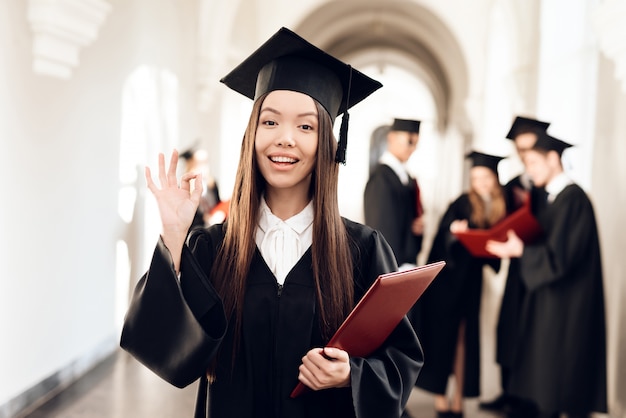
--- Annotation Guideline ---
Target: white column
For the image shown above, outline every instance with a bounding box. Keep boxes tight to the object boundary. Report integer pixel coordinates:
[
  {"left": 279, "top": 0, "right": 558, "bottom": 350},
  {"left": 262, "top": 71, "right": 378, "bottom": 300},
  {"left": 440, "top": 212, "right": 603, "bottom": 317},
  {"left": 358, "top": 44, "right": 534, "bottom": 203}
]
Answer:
[
  {"left": 593, "top": 0, "right": 626, "bottom": 93},
  {"left": 535, "top": 0, "right": 599, "bottom": 191}
]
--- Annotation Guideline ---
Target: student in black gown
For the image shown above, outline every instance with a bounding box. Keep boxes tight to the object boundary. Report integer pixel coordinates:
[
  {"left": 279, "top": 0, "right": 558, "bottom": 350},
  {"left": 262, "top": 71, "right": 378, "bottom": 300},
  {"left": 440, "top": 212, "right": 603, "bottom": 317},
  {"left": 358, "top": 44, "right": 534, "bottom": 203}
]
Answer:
[
  {"left": 414, "top": 151, "right": 507, "bottom": 418},
  {"left": 364, "top": 118, "right": 424, "bottom": 269},
  {"left": 480, "top": 116, "right": 551, "bottom": 417},
  {"left": 179, "top": 146, "right": 222, "bottom": 230},
  {"left": 120, "top": 27, "right": 423, "bottom": 418},
  {"left": 486, "top": 132, "right": 607, "bottom": 418}
]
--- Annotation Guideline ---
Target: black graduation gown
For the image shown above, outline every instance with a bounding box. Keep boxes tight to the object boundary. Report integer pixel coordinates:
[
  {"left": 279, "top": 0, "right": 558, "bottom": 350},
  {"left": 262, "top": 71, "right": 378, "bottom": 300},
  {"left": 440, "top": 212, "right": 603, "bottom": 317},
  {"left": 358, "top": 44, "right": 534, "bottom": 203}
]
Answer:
[
  {"left": 509, "top": 184, "right": 607, "bottom": 414},
  {"left": 364, "top": 164, "right": 422, "bottom": 265},
  {"left": 412, "top": 194, "right": 499, "bottom": 397},
  {"left": 496, "top": 176, "right": 546, "bottom": 373},
  {"left": 121, "top": 218, "right": 424, "bottom": 418},
  {"left": 190, "top": 185, "right": 221, "bottom": 231}
]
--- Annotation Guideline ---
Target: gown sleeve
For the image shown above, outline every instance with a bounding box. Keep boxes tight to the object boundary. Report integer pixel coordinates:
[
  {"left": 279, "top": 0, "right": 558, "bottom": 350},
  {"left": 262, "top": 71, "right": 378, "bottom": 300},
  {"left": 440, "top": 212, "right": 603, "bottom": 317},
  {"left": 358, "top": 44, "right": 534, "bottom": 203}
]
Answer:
[
  {"left": 346, "top": 224, "right": 425, "bottom": 418},
  {"left": 120, "top": 230, "right": 228, "bottom": 388},
  {"left": 427, "top": 196, "right": 466, "bottom": 266},
  {"left": 520, "top": 186, "right": 598, "bottom": 291}
]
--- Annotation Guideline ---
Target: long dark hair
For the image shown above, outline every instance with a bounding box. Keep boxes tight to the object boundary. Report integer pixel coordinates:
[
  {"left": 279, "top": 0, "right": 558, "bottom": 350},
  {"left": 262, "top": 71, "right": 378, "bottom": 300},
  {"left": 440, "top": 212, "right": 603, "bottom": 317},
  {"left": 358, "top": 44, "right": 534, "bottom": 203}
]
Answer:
[
  {"left": 207, "top": 93, "right": 354, "bottom": 378},
  {"left": 468, "top": 179, "right": 506, "bottom": 228}
]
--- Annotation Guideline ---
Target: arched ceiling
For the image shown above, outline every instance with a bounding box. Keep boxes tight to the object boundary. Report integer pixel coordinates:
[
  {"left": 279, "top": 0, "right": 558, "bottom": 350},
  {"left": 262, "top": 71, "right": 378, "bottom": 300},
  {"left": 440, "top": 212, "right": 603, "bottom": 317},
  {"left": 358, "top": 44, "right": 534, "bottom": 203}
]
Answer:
[{"left": 293, "top": 1, "right": 469, "bottom": 132}]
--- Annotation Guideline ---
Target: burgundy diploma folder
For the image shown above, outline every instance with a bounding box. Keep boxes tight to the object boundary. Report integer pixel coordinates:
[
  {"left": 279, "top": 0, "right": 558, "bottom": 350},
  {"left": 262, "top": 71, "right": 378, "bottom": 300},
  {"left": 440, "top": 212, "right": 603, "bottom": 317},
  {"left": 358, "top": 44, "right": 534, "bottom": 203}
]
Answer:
[
  {"left": 290, "top": 260, "right": 446, "bottom": 398},
  {"left": 453, "top": 198, "right": 543, "bottom": 258}
]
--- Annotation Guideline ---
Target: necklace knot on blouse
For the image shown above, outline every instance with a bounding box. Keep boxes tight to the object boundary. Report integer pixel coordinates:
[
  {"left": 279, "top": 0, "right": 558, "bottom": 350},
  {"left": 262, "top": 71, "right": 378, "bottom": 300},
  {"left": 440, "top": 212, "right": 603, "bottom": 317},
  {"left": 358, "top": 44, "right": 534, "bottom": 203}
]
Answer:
[{"left": 256, "top": 198, "right": 314, "bottom": 285}]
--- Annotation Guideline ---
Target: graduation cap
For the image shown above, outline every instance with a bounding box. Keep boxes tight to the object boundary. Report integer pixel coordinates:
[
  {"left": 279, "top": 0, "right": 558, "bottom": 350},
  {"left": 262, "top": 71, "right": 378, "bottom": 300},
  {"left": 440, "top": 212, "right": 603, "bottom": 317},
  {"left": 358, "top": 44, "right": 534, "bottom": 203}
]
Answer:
[
  {"left": 466, "top": 151, "right": 505, "bottom": 174},
  {"left": 179, "top": 138, "right": 203, "bottom": 161},
  {"left": 506, "top": 116, "right": 551, "bottom": 139},
  {"left": 179, "top": 147, "right": 196, "bottom": 161},
  {"left": 531, "top": 131, "right": 573, "bottom": 156},
  {"left": 391, "top": 118, "right": 421, "bottom": 133},
  {"left": 220, "top": 27, "right": 383, "bottom": 164}
]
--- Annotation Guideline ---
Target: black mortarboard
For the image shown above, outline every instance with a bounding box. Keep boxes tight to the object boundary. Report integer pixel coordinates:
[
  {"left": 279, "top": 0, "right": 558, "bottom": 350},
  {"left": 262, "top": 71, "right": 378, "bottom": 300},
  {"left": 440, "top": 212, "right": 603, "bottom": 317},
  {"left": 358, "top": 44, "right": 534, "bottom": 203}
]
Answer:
[
  {"left": 531, "top": 131, "right": 573, "bottom": 155},
  {"left": 220, "top": 27, "right": 383, "bottom": 164},
  {"left": 466, "top": 151, "right": 505, "bottom": 174},
  {"left": 179, "top": 147, "right": 195, "bottom": 161},
  {"left": 180, "top": 138, "right": 202, "bottom": 160},
  {"left": 391, "top": 118, "right": 421, "bottom": 133},
  {"left": 505, "top": 116, "right": 551, "bottom": 139}
]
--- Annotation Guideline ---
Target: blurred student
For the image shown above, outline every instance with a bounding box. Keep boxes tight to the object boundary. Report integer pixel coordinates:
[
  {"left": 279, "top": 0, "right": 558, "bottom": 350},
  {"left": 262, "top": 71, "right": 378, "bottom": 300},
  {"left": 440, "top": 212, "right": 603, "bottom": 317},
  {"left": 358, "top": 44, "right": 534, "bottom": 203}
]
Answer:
[
  {"left": 480, "top": 116, "right": 550, "bottom": 416},
  {"left": 486, "top": 132, "right": 607, "bottom": 418},
  {"left": 414, "top": 151, "right": 507, "bottom": 418},
  {"left": 180, "top": 146, "right": 222, "bottom": 229},
  {"left": 364, "top": 118, "right": 424, "bottom": 269}
]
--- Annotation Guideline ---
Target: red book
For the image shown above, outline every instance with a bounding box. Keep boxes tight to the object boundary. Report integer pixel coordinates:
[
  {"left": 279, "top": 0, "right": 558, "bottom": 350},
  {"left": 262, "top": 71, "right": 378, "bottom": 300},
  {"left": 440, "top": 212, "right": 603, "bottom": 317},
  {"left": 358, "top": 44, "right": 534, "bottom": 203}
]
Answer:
[
  {"left": 453, "top": 198, "right": 543, "bottom": 258},
  {"left": 290, "top": 261, "right": 446, "bottom": 398}
]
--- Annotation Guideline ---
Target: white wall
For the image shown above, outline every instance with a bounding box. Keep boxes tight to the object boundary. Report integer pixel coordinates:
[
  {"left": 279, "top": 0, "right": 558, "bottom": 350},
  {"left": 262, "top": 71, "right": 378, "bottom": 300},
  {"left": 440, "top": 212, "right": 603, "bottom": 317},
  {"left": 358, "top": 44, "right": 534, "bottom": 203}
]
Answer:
[
  {"left": 0, "top": 0, "right": 202, "bottom": 411},
  {"left": 535, "top": 0, "right": 599, "bottom": 191},
  {"left": 593, "top": 52, "right": 626, "bottom": 417}
]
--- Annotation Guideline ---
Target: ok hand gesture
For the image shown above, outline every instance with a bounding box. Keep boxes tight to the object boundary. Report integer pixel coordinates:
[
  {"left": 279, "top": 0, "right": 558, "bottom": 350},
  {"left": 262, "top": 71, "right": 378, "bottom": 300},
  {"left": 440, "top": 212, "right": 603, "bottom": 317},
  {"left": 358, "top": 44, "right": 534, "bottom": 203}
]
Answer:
[{"left": 145, "top": 150, "right": 203, "bottom": 271}]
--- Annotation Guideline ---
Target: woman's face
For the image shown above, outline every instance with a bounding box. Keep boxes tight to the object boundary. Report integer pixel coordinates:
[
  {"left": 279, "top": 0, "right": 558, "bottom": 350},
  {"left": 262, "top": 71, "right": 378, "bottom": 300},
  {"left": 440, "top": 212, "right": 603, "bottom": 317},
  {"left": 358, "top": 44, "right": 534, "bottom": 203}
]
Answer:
[
  {"left": 255, "top": 90, "right": 319, "bottom": 196},
  {"left": 470, "top": 166, "right": 498, "bottom": 199}
]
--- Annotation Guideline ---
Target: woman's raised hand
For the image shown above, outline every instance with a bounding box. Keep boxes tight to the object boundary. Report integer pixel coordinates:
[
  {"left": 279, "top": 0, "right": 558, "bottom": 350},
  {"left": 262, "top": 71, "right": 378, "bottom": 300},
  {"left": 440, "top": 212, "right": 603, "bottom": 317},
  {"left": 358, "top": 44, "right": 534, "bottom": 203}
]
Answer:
[{"left": 145, "top": 150, "right": 203, "bottom": 270}]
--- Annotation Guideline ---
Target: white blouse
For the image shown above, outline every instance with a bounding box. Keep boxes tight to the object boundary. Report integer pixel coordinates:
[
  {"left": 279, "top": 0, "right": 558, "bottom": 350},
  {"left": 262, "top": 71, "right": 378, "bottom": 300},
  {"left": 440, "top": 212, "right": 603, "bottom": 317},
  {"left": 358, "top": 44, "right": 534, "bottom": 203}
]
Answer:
[{"left": 255, "top": 198, "right": 314, "bottom": 285}]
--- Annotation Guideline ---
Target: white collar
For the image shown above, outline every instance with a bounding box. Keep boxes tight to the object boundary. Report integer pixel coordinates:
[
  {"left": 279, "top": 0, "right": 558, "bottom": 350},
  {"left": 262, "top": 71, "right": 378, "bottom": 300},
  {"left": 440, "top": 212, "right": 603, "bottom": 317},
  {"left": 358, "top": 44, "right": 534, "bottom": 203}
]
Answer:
[
  {"left": 258, "top": 197, "right": 314, "bottom": 235},
  {"left": 546, "top": 172, "right": 573, "bottom": 202},
  {"left": 256, "top": 197, "right": 314, "bottom": 284},
  {"left": 379, "top": 151, "right": 410, "bottom": 185}
]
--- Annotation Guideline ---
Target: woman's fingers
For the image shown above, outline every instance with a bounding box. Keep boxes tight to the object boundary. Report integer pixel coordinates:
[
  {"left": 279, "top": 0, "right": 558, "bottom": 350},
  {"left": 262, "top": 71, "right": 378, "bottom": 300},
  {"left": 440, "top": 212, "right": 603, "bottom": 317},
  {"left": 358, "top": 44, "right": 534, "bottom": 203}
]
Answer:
[
  {"left": 191, "top": 173, "right": 203, "bottom": 200},
  {"left": 157, "top": 152, "right": 168, "bottom": 187},
  {"left": 166, "top": 150, "right": 179, "bottom": 187},
  {"left": 298, "top": 348, "right": 350, "bottom": 390},
  {"left": 180, "top": 172, "right": 203, "bottom": 197},
  {"left": 151, "top": 150, "right": 181, "bottom": 190},
  {"left": 145, "top": 166, "right": 157, "bottom": 193},
  {"left": 323, "top": 347, "right": 349, "bottom": 362},
  {"left": 146, "top": 150, "right": 202, "bottom": 197}
]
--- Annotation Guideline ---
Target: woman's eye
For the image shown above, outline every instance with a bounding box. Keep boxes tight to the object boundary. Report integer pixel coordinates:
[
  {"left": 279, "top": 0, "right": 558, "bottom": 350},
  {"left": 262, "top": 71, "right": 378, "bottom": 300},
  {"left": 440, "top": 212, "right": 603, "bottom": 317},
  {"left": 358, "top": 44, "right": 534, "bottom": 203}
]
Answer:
[
  {"left": 262, "top": 120, "right": 277, "bottom": 126},
  {"left": 300, "top": 124, "right": 313, "bottom": 131}
]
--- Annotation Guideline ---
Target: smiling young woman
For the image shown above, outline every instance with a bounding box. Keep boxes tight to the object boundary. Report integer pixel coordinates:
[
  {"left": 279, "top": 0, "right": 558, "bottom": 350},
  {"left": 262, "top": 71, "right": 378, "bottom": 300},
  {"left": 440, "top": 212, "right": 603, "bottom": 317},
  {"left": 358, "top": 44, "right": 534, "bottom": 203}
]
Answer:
[{"left": 121, "top": 27, "right": 424, "bottom": 418}]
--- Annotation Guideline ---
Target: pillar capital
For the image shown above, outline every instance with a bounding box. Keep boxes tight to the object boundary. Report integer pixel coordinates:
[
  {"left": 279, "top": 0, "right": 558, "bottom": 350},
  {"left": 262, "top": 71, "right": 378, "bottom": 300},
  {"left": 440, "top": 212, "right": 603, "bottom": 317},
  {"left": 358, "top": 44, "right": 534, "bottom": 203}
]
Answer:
[{"left": 27, "top": 0, "right": 111, "bottom": 79}]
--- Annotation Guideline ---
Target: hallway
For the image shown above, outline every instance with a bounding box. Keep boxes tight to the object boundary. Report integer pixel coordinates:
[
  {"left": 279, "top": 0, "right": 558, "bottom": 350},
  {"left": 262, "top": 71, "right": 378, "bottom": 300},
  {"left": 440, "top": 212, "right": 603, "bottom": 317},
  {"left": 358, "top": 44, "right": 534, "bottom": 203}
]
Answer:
[
  {"left": 3, "top": 1, "right": 626, "bottom": 417},
  {"left": 18, "top": 350, "right": 505, "bottom": 418}
]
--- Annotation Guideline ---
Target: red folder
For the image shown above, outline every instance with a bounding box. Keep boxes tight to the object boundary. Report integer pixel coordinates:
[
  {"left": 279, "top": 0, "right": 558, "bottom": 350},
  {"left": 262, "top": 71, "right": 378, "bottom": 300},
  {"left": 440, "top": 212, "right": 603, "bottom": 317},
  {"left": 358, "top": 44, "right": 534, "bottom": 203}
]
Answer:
[
  {"left": 453, "top": 198, "right": 543, "bottom": 258},
  {"left": 290, "top": 261, "right": 446, "bottom": 398}
]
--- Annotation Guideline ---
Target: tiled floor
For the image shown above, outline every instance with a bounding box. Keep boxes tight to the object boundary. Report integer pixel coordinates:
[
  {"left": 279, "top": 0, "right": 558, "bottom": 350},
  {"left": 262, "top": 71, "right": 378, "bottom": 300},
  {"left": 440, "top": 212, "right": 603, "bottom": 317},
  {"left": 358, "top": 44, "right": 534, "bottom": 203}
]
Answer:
[
  {"left": 17, "top": 349, "right": 506, "bottom": 418},
  {"left": 19, "top": 352, "right": 197, "bottom": 418}
]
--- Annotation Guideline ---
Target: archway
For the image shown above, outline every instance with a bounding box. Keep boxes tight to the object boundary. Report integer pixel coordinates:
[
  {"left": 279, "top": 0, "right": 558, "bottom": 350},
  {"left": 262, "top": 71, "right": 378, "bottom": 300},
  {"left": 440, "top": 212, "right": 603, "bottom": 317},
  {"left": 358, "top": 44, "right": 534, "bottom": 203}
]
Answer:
[{"left": 291, "top": 3, "right": 471, "bottom": 244}]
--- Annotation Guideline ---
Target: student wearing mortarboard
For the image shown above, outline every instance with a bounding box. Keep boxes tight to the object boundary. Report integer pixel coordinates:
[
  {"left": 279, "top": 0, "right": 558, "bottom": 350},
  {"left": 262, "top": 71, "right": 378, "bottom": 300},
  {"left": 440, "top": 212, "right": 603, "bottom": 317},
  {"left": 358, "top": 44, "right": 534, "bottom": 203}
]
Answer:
[
  {"left": 486, "top": 132, "right": 607, "bottom": 418},
  {"left": 179, "top": 145, "right": 223, "bottom": 230},
  {"left": 120, "top": 27, "right": 423, "bottom": 418},
  {"left": 502, "top": 116, "right": 551, "bottom": 211},
  {"left": 412, "top": 151, "right": 507, "bottom": 418},
  {"left": 364, "top": 118, "right": 424, "bottom": 269},
  {"left": 479, "top": 116, "right": 551, "bottom": 416}
]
